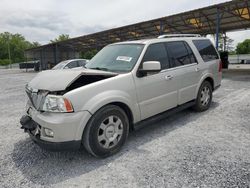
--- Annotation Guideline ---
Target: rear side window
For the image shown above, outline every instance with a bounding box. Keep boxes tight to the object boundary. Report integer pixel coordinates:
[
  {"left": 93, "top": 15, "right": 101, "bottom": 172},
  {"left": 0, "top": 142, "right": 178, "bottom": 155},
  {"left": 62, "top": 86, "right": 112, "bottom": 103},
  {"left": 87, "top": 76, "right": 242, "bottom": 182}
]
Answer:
[
  {"left": 78, "top": 60, "right": 86, "bottom": 66},
  {"left": 193, "top": 39, "right": 219, "bottom": 62},
  {"left": 66, "top": 61, "right": 78, "bottom": 68},
  {"left": 165, "top": 41, "right": 194, "bottom": 67},
  {"left": 184, "top": 42, "right": 197, "bottom": 64},
  {"left": 143, "top": 43, "right": 170, "bottom": 70}
]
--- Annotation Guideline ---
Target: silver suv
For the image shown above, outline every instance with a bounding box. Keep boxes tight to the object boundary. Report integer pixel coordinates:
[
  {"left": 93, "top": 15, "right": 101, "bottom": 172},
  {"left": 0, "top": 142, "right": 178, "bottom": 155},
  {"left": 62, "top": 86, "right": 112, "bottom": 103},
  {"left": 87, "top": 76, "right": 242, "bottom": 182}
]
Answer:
[{"left": 20, "top": 34, "right": 222, "bottom": 157}]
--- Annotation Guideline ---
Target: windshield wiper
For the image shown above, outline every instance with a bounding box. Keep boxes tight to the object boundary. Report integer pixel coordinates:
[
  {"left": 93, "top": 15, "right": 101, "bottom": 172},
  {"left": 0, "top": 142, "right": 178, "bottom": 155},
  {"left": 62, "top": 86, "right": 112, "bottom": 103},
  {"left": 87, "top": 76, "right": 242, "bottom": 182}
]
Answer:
[{"left": 89, "top": 67, "right": 109, "bottom": 71}]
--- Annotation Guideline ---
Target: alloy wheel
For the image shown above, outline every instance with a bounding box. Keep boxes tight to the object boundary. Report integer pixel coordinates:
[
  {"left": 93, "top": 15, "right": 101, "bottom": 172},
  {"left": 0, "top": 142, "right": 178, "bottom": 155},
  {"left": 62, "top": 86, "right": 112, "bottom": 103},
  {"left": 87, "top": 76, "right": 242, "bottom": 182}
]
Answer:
[
  {"left": 97, "top": 115, "right": 123, "bottom": 149},
  {"left": 200, "top": 86, "right": 211, "bottom": 106}
]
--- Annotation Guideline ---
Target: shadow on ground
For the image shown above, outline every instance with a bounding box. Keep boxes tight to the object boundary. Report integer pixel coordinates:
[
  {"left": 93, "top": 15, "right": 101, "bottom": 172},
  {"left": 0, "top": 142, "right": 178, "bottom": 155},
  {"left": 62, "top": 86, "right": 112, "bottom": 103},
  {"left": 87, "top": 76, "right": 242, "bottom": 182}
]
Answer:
[{"left": 12, "top": 102, "right": 219, "bottom": 186}]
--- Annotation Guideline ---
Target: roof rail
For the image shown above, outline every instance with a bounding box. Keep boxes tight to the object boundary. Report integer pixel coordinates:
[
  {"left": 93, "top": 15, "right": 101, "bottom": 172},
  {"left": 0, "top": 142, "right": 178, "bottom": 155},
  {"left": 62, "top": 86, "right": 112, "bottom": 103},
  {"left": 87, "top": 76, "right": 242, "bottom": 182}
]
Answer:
[{"left": 157, "top": 34, "right": 201, "bottom": 39}]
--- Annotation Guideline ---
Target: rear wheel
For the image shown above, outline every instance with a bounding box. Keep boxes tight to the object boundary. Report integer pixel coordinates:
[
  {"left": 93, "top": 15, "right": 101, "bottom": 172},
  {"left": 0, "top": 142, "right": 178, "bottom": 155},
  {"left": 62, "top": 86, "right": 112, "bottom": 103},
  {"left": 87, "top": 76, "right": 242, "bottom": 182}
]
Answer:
[
  {"left": 83, "top": 105, "right": 129, "bottom": 158},
  {"left": 193, "top": 81, "right": 212, "bottom": 112}
]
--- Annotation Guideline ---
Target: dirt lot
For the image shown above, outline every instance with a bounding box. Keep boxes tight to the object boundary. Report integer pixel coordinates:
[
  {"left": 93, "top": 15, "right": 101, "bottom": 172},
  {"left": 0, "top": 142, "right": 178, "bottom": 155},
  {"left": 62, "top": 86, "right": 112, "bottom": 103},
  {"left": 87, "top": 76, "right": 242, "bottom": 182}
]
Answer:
[{"left": 0, "top": 69, "right": 249, "bottom": 188}]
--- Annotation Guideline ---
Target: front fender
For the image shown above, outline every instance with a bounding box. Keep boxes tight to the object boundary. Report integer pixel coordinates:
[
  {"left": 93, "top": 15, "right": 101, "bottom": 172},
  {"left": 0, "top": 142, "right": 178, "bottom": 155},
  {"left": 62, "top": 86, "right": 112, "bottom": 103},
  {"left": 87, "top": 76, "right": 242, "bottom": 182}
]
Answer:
[{"left": 81, "top": 90, "right": 141, "bottom": 123}]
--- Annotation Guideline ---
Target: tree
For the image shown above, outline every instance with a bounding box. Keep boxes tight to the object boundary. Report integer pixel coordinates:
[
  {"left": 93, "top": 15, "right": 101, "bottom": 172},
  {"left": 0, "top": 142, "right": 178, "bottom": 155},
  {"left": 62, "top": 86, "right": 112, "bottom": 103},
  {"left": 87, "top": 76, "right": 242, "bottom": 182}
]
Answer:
[
  {"left": 236, "top": 39, "right": 250, "bottom": 54},
  {"left": 218, "top": 33, "right": 234, "bottom": 52},
  {"left": 80, "top": 49, "right": 98, "bottom": 59},
  {"left": 30, "top": 42, "right": 41, "bottom": 48},
  {"left": 50, "top": 34, "right": 70, "bottom": 43},
  {"left": 0, "top": 32, "right": 40, "bottom": 65}
]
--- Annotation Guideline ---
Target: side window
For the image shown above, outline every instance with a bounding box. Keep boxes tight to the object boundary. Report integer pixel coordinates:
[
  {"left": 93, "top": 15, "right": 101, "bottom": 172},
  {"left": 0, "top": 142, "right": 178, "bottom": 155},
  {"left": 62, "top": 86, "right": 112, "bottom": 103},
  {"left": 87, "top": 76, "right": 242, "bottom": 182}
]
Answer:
[
  {"left": 165, "top": 41, "right": 191, "bottom": 67},
  {"left": 66, "top": 61, "right": 78, "bottom": 68},
  {"left": 142, "top": 43, "right": 170, "bottom": 70},
  {"left": 78, "top": 60, "right": 85, "bottom": 66},
  {"left": 192, "top": 39, "right": 219, "bottom": 62},
  {"left": 184, "top": 42, "right": 197, "bottom": 64}
]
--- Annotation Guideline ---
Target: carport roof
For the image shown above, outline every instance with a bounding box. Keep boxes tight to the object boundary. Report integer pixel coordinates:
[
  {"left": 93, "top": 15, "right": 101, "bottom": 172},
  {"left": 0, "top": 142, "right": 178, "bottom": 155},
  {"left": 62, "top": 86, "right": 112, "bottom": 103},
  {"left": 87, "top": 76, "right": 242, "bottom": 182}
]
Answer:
[{"left": 26, "top": 0, "right": 250, "bottom": 52}]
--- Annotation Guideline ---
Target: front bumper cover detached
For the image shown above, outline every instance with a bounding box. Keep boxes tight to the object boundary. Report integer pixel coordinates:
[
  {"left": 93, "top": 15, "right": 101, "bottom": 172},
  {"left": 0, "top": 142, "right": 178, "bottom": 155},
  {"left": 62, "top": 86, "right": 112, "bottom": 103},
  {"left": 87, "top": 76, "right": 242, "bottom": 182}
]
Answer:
[
  {"left": 20, "top": 115, "right": 37, "bottom": 131},
  {"left": 20, "top": 115, "right": 81, "bottom": 151}
]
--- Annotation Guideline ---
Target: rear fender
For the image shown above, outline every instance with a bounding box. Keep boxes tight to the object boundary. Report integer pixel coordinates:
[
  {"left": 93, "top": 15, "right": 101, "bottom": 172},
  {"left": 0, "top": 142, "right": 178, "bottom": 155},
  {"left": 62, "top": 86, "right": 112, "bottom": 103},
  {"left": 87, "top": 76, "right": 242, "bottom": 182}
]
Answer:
[{"left": 195, "top": 73, "right": 214, "bottom": 97}]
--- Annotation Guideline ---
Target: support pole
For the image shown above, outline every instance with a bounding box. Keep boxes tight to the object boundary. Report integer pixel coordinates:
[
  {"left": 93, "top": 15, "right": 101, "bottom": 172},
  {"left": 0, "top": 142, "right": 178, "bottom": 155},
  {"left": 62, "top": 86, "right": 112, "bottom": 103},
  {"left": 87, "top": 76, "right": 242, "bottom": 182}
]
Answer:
[
  {"left": 7, "top": 41, "right": 11, "bottom": 69},
  {"left": 160, "top": 20, "right": 164, "bottom": 35},
  {"left": 54, "top": 44, "right": 58, "bottom": 65},
  {"left": 223, "top": 32, "right": 226, "bottom": 51},
  {"left": 39, "top": 50, "right": 42, "bottom": 71},
  {"left": 216, "top": 8, "right": 221, "bottom": 50}
]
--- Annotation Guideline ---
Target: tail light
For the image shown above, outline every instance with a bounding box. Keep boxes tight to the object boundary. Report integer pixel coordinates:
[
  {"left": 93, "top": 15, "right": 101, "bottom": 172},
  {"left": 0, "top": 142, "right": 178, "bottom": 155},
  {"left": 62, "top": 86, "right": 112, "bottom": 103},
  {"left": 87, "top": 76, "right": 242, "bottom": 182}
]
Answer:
[{"left": 219, "top": 60, "right": 222, "bottom": 72}]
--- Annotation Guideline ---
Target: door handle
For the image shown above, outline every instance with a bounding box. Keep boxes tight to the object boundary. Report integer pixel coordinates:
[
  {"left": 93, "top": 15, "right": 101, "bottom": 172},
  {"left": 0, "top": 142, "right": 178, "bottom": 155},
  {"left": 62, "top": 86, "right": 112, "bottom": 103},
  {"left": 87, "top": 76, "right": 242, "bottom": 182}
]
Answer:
[
  {"left": 165, "top": 75, "right": 173, "bottom": 80},
  {"left": 195, "top": 67, "right": 200, "bottom": 72}
]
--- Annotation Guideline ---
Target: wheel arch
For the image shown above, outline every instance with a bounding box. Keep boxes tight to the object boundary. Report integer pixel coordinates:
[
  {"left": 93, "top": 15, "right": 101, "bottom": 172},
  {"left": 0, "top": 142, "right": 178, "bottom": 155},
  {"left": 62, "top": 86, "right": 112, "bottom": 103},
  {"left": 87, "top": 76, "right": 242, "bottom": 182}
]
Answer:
[
  {"left": 204, "top": 77, "right": 214, "bottom": 91},
  {"left": 108, "top": 102, "right": 134, "bottom": 131},
  {"left": 85, "top": 101, "right": 135, "bottom": 132},
  {"left": 195, "top": 74, "right": 215, "bottom": 97}
]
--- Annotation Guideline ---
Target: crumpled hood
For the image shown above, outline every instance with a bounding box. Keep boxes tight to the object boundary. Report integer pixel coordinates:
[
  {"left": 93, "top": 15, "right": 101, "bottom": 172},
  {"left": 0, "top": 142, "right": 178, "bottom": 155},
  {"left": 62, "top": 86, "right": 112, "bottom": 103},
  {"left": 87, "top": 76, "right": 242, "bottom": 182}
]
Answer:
[{"left": 28, "top": 68, "right": 118, "bottom": 91}]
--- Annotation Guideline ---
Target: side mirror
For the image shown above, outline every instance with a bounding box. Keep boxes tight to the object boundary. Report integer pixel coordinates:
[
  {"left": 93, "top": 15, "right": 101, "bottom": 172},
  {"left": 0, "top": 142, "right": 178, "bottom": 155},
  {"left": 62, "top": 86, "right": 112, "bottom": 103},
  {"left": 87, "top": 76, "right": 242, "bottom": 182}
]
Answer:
[{"left": 138, "top": 61, "right": 161, "bottom": 77}]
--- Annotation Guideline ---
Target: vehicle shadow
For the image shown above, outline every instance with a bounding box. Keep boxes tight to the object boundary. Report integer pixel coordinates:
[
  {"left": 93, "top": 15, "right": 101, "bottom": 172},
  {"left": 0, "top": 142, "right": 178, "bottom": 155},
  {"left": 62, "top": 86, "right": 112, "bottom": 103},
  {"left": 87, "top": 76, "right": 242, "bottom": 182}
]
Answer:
[{"left": 12, "top": 102, "right": 219, "bottom": 186}]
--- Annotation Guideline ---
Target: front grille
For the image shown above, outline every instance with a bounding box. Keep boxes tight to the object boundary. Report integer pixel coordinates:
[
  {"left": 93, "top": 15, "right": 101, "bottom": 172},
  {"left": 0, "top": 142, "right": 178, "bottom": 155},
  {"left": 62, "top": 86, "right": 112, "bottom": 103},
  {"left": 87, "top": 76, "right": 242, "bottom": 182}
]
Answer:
[{"left": 25, "top": 85, "right": 48, "bottom": 110}]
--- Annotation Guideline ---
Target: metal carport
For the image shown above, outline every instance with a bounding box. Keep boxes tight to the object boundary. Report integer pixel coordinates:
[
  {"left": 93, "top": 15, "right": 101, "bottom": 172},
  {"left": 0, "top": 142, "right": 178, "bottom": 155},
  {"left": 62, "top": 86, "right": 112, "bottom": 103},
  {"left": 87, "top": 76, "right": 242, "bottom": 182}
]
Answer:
[{"left": 25, "top": 0, "right": 250, "bottom": 69}]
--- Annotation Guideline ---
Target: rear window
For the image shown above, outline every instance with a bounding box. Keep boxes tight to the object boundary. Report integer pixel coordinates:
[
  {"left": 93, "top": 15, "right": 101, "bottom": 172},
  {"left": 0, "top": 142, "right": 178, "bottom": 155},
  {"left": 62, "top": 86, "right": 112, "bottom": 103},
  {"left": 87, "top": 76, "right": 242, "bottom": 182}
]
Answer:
[{"left": 193, "top": 40, "right": 219, "bottom": 62}]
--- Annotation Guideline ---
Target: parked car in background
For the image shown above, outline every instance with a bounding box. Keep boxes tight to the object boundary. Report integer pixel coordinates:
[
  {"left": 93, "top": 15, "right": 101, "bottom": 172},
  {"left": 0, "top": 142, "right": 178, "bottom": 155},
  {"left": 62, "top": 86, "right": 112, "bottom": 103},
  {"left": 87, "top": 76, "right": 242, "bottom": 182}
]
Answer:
[
  {"left": 52, "top": 59, "right": 89, "bottom": 70},
  {"left": 20, "top": 34, "right": 222, "bottom": 158},
  {"left": 19, "top": 60, "right": 40, "bottom": 71}
]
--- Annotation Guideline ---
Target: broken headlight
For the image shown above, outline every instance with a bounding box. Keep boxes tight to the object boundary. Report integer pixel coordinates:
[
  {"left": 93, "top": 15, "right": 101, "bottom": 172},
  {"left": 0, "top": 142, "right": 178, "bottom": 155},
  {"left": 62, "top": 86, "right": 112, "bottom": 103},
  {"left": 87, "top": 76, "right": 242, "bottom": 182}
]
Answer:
[{"left": 42, "top": 95, "right": 73, "bottom": 113}]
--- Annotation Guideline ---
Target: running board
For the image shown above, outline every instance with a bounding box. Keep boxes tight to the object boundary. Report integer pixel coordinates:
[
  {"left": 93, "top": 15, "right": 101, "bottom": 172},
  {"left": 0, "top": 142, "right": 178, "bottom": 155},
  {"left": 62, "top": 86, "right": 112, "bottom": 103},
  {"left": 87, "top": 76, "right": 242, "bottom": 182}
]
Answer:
[{"left": 133, "top": 100, "right": 195, "bottom": 130}]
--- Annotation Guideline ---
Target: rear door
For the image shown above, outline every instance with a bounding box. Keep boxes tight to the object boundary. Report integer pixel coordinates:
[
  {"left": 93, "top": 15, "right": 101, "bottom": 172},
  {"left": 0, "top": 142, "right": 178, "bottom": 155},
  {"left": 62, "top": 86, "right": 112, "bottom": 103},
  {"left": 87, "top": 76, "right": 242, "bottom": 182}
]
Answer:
[{"left": 165, "top": 41, "right": 202, "bottom": 104}]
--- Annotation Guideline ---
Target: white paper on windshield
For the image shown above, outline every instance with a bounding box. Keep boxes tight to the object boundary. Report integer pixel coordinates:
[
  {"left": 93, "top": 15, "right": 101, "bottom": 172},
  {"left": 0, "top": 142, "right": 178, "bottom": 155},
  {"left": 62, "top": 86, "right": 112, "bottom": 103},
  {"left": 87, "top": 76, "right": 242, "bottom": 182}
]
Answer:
[{"left": 116, "top": 56, "right": 133, "bottom": 62}]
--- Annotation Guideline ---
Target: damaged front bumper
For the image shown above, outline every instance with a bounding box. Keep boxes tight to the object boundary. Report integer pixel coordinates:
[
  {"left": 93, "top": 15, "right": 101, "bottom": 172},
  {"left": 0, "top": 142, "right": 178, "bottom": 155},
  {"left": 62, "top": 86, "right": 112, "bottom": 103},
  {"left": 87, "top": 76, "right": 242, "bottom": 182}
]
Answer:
[
  {"left": 20, "top": 106, "right": 92, "bottom": 151},
  {"left": 20, "top": 115, "right": 81, "bottom": 151}
]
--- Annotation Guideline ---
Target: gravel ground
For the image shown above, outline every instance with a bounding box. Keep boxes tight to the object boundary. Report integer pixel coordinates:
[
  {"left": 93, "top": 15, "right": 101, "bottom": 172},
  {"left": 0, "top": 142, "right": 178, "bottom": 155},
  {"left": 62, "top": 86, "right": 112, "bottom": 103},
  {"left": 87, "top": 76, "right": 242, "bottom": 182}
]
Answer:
[{"left": 0, "top": 69, "right": 249, "bottom": 188}]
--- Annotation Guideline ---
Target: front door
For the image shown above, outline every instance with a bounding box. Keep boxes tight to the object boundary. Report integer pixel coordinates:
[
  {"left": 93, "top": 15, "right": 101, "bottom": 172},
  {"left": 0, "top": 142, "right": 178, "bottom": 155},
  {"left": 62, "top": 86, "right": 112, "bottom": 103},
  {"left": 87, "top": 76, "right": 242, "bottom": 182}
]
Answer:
[{"left": 133, "top": 43, "right": 179, "bottom": 120}]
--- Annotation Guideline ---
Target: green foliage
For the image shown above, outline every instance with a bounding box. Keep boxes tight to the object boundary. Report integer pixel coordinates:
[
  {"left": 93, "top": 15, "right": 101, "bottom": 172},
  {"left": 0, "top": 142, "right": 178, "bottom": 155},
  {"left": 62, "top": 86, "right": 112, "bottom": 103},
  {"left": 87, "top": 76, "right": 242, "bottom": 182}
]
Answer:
[
  {"left": 236, "top": 39, "right": 250, "bottom": 54},
  {"left": 0, "top": 59, "right": 11, "bottom": 66},
  {"left": 50, "top": 34, "right": 70, "bottom": 43},
  {"left": 80, "top": 49, "right": 98, "bottom": 59},
  {"left": 0, "top": 32, "right": 40, "bottom": 64},
  {"left": 217, "top": 33, "right": 234, "bottom": 52},
  {"left": 30, "top": 42, "right": 41, "bottom": 48}
]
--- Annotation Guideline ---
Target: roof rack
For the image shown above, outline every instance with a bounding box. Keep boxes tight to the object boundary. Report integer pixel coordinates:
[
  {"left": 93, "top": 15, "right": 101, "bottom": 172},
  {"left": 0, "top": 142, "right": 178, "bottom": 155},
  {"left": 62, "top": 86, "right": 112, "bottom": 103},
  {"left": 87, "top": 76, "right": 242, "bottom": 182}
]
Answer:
[{"left": 157, "top": 34, "right": 201, "bottom": 39}]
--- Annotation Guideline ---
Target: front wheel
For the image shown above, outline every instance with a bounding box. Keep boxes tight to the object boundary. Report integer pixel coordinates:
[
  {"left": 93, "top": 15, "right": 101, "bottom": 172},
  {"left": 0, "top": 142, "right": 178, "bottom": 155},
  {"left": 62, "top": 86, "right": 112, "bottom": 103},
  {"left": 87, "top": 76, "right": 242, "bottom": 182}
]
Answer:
[
  {"left": 82, "top": 105, "right": 129, "bottom": 158},
  {"left": 193, "top": 81, "right": 213, "bottom": 112}
]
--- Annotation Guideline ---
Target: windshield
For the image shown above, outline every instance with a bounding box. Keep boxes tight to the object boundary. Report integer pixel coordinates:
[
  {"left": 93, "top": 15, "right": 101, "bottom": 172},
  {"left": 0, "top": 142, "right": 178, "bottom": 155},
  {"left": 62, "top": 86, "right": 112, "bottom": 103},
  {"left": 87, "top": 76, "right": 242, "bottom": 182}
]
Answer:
[
  {"left": 85, "top": 44, "right": 144, "bottom": 72},
  {"left": 52, "top": 60, "right": 69, "bottom": 70}
]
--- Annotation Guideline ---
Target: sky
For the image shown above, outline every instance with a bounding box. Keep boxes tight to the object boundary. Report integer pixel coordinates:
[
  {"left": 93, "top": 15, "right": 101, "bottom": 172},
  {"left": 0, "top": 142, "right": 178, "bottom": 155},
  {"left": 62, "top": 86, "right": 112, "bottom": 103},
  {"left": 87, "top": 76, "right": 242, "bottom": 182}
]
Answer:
[{"left": 0, "top": 0, "right": 249, "bottom": 47}]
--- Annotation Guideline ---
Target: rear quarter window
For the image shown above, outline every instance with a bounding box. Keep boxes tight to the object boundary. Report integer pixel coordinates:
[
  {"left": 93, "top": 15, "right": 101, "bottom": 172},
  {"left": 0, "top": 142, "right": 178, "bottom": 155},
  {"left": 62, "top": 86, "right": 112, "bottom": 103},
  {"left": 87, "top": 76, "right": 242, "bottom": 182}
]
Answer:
[{"left": 193, "top": 39, "right": 219, "bottom": 62}]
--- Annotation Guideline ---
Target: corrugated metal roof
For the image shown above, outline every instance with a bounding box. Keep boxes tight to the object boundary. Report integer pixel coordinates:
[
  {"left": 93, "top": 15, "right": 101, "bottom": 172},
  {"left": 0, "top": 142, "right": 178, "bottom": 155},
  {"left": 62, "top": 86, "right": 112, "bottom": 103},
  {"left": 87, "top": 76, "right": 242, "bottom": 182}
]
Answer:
[{"left": 27, "top": 0, "right": 250, "bottom": 52}]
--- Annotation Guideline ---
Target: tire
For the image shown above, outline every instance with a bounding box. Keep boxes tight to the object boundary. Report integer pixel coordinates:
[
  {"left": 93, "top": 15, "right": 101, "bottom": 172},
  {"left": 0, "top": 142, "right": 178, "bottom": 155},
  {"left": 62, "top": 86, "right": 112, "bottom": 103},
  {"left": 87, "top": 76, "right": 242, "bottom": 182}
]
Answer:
[
  {"left": 193, "top": 81, "right": 213, "bottom": 112},
  {"left": 83, "top": 105, "right": 129, "bottom": 158}
]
